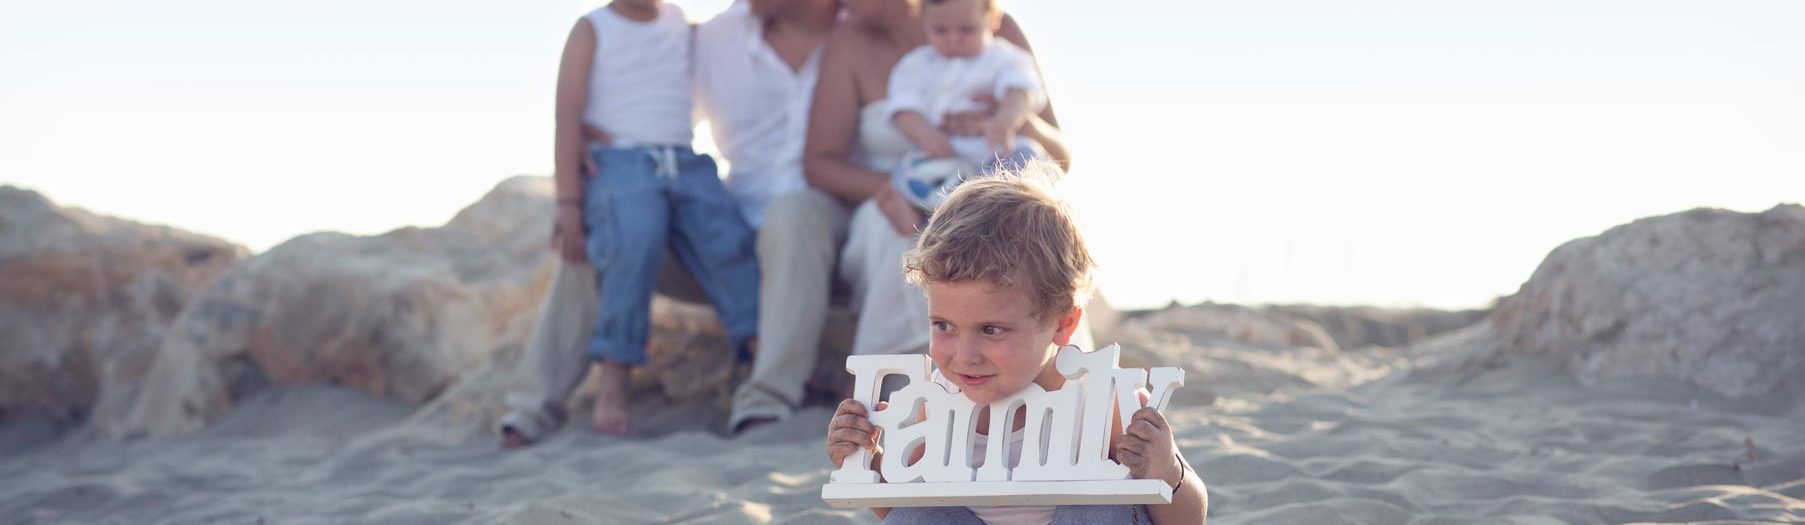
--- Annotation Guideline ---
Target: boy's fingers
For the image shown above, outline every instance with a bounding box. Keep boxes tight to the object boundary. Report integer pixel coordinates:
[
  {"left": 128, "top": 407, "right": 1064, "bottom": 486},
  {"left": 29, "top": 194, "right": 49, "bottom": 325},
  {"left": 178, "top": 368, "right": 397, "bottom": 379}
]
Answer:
[
  {"left": 875, "top": 400, "right": 889, "bottom": 411},
  {"left": 1133, "top": 406, "right": 1169, "bottom": 431},
  {"left": 829, "top": 414, "right": 873, "bottom": 435},
  {"left": 1125, "top": 419, "right": 1161, "bottom": 441},
  {"left": 1118, "top": 433, "right": 1151, "bottom": 453},
  {"left": 836, "top": 399, "right": 869, "bottom": 417},
  {"left": 1115, "top": 446, "right": 1144, "bottom": 467},
  {"left": 828, "top": 427, "right": 866, "bottom": 443}
]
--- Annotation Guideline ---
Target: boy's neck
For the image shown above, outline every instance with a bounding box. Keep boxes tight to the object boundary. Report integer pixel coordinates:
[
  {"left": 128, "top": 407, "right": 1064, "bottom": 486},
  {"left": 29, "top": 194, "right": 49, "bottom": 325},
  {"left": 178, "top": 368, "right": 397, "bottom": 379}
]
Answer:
[{"left": 608, "top": 0, "right": 660, "bottom": 22}]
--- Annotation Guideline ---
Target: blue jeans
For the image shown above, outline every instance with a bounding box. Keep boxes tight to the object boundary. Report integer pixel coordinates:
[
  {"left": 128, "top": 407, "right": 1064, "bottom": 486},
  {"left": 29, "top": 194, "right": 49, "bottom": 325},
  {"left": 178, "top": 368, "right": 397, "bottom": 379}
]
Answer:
[{"left": 583, "top": 145, "right": 759, "bottom": 365}]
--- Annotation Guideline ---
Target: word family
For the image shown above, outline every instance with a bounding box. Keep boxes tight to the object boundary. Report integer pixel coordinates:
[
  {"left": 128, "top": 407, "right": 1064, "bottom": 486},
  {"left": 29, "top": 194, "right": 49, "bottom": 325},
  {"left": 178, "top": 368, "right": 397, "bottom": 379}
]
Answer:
[{"left": 822, "top": 344, "right": 1186, "bottom": 508}]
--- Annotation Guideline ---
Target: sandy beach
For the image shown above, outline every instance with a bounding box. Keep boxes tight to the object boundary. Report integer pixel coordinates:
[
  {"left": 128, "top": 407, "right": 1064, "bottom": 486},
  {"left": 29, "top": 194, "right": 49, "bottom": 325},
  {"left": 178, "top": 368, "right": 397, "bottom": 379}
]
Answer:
[
  {"left": 2, "top": 183, "right": 1801, "bottom": 524},
  {"left": 3, "top": 314, "right": 1801, "bottom": 524}
]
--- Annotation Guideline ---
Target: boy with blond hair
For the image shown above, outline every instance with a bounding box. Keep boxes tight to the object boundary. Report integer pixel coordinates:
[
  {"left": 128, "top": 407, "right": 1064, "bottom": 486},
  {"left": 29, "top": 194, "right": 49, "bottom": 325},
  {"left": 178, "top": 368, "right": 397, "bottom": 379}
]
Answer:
[{"left": 825, "top": 164, "right": 1209, "bottom": 524}]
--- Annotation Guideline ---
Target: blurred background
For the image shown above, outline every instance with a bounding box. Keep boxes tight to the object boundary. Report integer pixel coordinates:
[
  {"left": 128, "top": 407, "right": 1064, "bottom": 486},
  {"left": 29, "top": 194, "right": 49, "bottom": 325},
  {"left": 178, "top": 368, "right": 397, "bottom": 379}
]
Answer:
[{"left": 4, "top": 0, "right": 1801, "bottom": 310}]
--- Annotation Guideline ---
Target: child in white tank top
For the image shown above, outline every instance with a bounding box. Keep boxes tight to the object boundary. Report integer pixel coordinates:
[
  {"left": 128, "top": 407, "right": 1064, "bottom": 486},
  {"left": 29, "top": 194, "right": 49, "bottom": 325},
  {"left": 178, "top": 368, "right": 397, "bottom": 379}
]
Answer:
[{"left": 576, "top": 0, "right": 761, "bottom": 437}]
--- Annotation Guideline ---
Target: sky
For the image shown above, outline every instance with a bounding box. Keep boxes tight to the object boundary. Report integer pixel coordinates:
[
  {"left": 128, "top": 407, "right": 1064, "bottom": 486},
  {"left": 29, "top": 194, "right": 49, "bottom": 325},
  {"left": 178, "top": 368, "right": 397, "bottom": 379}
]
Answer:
[{"left": 3, "top": 0, "right": 1802, "bottom": 310}]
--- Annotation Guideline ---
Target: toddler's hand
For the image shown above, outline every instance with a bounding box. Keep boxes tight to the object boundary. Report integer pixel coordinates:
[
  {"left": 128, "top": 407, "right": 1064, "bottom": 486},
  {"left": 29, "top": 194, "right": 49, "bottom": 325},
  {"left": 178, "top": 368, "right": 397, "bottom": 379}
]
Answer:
[
  {"left": 984, "top": 121, "right": 1016, "bottom": 154},
  {"left": 827, "top": 399, "right": 888, "bottom": 469},
  {"left": 940, "top": 93, "right": 998, "bottom": 137},
  {"left": 1116, "top": 405, "right": 1184, "bottom": 488}
]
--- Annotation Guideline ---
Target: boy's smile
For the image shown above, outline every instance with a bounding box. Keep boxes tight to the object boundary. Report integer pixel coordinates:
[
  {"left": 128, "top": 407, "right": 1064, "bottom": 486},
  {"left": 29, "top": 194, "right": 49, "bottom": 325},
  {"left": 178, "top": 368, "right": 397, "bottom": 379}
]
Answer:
[{"left": 924, "top": 280, "right": 1077, "bottom": 404}]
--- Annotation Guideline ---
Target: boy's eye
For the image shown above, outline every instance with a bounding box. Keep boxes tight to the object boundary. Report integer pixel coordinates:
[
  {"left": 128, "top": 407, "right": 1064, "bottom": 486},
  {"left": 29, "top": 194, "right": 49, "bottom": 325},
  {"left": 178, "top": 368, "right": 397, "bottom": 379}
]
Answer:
[
  {"left": 981, "top": 325, "right": 1004, "bottom": 336},
  {"left": 932, "top": 320, "right": 953, "bottom": 333}
]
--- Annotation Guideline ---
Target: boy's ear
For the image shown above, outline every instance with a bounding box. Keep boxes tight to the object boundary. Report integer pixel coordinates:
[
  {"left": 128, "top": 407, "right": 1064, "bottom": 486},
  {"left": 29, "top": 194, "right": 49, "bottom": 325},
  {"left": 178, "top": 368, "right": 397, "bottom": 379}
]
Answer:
[{"left": 1050, "top": 306, "right": 1084, "bottom": 347}]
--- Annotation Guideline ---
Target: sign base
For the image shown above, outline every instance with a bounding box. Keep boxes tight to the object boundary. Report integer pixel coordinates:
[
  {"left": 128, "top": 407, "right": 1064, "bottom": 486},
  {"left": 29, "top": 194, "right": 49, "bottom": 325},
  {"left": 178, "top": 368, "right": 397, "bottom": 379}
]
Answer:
[{"left": 821, "top": 479, "right": 1173, "bottom": 508}]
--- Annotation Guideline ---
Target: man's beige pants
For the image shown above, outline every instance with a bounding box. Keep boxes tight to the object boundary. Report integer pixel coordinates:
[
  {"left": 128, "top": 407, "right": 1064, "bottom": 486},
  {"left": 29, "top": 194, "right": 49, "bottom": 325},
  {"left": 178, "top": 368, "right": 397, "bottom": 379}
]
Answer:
[{"left": 500, "top": 190, "right": 852, "bottom": 440}]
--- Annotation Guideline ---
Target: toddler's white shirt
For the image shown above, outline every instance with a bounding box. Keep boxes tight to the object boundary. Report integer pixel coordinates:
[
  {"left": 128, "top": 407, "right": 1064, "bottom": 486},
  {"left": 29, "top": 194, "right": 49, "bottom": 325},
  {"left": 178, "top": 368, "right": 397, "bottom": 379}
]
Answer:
[{"left": 885, "top": 40, "right": 1045, "bottom": 126}]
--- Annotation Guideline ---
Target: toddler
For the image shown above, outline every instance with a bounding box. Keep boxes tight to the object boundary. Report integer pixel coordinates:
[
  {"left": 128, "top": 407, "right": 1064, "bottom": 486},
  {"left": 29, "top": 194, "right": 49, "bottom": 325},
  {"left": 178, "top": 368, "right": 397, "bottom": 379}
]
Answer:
[{"left": 886, "top": 0, "right": 1046, "bottom": 210}]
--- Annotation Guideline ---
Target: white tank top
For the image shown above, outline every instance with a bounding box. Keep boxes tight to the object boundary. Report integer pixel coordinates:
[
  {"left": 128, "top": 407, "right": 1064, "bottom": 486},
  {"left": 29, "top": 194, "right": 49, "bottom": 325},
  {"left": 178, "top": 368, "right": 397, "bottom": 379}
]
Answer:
[{"left": 583, "top": 3, "right": 693, "bottom": 147}]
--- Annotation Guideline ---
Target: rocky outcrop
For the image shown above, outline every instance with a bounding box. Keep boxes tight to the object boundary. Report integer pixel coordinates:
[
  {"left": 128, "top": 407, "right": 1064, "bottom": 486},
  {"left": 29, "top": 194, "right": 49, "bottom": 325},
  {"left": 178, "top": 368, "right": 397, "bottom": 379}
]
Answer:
[
  {"left": 94, "top": 176, "right": 858, "bottom": 437},
  {"left": 1490, "top": 204, "right": 1805, "bottom": 399},
  {"left": 0, "top": 186, "right": 244, "bottom": 422},
  {"left": 92, "top": 176, "right": 558, "bottom": 436}
]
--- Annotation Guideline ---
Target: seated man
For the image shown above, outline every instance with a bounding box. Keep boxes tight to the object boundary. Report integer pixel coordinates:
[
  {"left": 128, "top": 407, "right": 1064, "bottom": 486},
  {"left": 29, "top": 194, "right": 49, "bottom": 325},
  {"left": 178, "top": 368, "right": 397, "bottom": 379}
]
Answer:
[{"left": 501, "top": 0, "right": 840, "bottom": 446}]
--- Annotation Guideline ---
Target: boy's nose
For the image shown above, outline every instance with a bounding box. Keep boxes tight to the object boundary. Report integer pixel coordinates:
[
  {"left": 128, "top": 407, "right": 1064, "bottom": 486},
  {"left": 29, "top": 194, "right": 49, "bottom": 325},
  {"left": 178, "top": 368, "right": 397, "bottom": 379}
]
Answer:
[{"left": 952, "top": 337, "right": 984, "bottom": 364}]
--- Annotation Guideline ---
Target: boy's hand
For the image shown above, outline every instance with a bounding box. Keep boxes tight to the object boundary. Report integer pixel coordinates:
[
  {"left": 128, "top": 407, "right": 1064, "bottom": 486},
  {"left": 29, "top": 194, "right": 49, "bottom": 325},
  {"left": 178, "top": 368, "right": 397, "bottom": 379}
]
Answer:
[
  {"left": 826, "top": 399, "right": 888, "bottom": 468},
  {"left": 1116, "top": 405, "right": 1185, "bottom": 488},
  {"left": 551, "top": 206, "right": 587, "bottom": 263}
]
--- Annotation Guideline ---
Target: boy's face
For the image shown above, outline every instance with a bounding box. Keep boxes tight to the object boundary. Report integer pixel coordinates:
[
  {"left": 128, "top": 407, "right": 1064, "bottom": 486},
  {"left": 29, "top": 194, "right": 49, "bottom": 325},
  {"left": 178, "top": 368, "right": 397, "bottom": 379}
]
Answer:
[
  {"left": 925, "top": 280, "right": 1079, "bottom": 405},
  {"left": 923, "top": 0, "right": 996, "bottom": 58}
]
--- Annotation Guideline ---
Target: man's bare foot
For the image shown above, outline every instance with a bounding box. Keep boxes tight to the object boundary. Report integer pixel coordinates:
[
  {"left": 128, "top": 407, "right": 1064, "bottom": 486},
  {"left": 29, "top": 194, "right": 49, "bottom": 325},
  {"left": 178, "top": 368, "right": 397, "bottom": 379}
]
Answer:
[
  {"left": 499, "top": 426, "right": 531, "bottom": 449},
  {"left": 591, "top": 361, "right": 632, "bottom": 436}
]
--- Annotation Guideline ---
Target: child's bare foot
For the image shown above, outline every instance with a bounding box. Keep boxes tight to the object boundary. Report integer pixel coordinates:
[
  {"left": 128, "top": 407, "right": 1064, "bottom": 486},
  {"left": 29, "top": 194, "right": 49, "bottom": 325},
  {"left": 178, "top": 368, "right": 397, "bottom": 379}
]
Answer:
[{"left": 591, "top": 361, "right": 632, "bottom": 436}]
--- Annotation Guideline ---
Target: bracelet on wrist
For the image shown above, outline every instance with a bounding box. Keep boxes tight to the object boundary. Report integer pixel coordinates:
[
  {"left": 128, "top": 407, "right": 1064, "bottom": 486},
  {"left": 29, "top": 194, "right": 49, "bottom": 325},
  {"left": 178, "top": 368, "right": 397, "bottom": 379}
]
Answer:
[{"left": 1170, "top": 453, "right": 1191, "bottom": 491}]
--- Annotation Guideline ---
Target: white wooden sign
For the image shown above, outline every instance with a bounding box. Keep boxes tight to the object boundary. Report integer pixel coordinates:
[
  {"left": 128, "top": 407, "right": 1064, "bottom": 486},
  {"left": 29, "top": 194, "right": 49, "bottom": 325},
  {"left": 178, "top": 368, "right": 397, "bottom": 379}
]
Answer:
[{"left": 821, "top": 344, "right": 1186, "bottom": 508}]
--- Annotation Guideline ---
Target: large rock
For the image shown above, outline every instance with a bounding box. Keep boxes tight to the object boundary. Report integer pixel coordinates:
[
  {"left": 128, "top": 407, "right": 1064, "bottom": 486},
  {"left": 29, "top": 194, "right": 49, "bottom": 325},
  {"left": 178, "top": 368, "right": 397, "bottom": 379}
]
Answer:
[
  {"left": 0, "top": 186, "right": 244, "bottom": 422},
  {"left": 93, "top": 176, "right": 558, "bottom": 436},
  {"left": 98, "top": 176, "right": 857, "bottom": 437},
  {"left": 1489, "top": 204, "right": 1805, "bottom": 399}
]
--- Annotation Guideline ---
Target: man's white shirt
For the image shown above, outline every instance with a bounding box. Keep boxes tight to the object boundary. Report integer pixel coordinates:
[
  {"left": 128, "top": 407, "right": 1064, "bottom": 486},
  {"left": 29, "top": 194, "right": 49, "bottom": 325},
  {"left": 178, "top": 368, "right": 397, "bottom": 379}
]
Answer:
[{"left": 694, "top": 2, "right": 823, "bottom": 227}]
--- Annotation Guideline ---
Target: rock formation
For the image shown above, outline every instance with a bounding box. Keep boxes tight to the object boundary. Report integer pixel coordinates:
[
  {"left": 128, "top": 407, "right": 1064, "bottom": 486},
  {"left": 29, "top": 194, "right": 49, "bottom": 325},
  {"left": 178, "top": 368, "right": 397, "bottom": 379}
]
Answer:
[
  {"left": 0, "top": 187, "right": 244, "bottom": 423},
  {"left": 91, "top": 176, "right": 856, "bottom": 437},
  {"left": 1490, "top": 205, "right": 1805, "bottom": 399}
]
